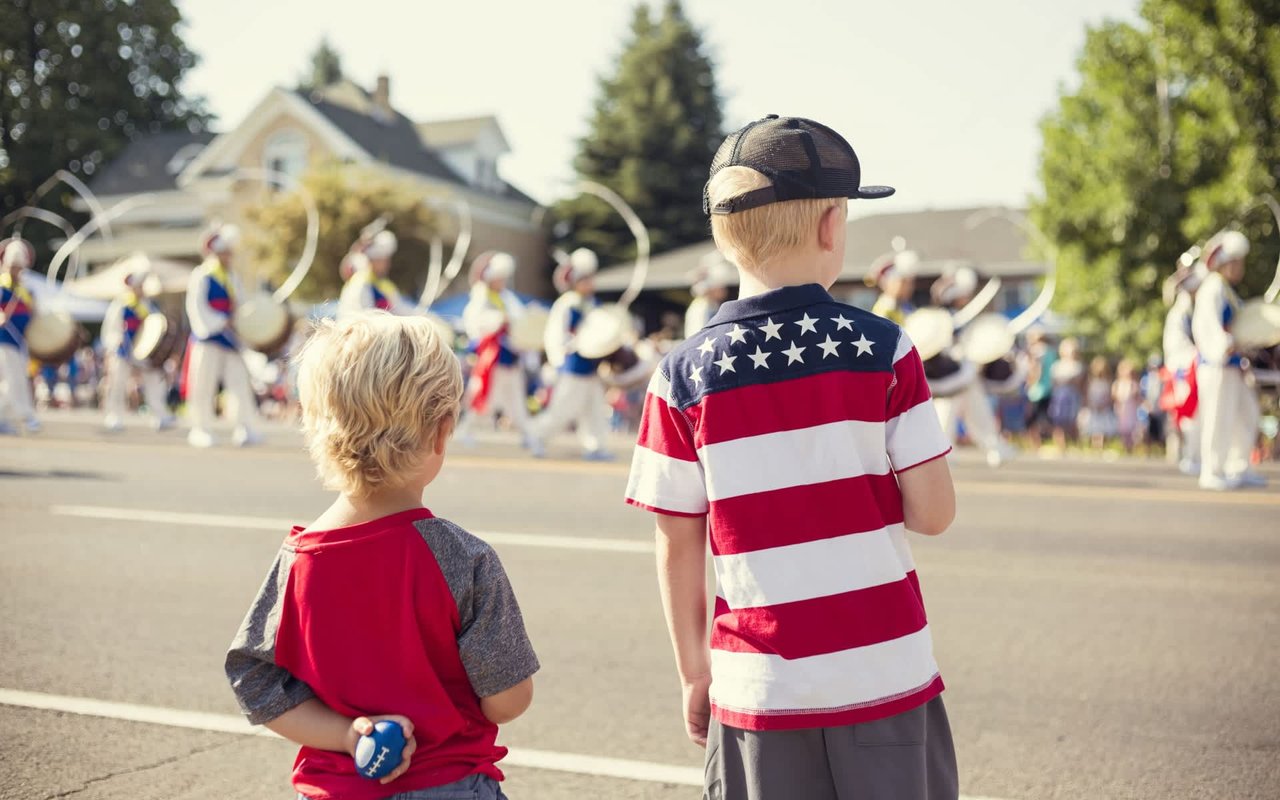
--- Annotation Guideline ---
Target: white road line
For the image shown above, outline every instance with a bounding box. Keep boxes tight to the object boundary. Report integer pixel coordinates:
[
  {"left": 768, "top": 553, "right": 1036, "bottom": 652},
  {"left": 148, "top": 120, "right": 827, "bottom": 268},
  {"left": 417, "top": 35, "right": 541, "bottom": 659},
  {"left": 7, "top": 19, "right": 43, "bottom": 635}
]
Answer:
[
  {"left": 0, "top": 689, "right": 1008, "bottom": 798},
  {"left": 47, "top": 505, "right": 655, "bottom": 555}
]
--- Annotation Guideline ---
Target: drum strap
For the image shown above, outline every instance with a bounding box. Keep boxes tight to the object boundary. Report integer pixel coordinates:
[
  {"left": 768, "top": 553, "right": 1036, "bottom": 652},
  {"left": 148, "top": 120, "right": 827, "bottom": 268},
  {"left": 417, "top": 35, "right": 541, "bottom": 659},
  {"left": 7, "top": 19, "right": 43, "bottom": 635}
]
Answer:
[
  {"left": 469, "top": 330, "right": 505, "bottom": 414},
  {"left": 0, "top": 274, "right": 33, "bottom": 312}
]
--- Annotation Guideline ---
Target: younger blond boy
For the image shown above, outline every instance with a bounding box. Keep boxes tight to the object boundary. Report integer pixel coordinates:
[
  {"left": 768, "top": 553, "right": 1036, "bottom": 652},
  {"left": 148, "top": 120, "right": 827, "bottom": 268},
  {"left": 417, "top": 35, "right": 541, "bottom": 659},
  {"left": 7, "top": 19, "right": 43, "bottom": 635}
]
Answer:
[
  {"left": 226, "top": 311, "right": 538, "bottom": 800},
  {"left": 625, "top": 116, "right": 959, "bottom": 799}
]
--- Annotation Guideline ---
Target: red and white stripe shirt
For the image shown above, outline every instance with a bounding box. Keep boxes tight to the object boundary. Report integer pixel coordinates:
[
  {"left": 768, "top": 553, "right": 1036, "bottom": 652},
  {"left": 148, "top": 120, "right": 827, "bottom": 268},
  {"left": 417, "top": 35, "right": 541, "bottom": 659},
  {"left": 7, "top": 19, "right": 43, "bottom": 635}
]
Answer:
[{"left": 625, "top": 284, "right": 951, "bottom": 731}]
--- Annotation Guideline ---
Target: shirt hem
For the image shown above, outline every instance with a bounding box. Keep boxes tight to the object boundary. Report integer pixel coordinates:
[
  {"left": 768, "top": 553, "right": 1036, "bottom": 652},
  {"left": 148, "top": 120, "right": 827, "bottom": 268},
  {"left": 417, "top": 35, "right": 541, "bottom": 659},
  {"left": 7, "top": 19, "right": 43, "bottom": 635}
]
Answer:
[
  {"left": 893, "top": 448, "right": 952, "bottom": 475},
  {"left": 624, "top": 497, "right": 708, "bottom": 518},
  {"left": 711, "top": 674, "right": 944, "bottom": 732}
]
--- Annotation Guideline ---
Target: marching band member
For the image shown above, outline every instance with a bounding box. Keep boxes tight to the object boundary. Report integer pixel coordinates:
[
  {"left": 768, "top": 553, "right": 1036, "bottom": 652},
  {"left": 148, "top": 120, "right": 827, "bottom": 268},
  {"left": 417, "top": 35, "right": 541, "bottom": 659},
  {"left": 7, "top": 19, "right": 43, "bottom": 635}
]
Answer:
[
  {"left": 184, "top": 224, "right": 263, "bottom": 448},
  {"left": 101, "top": 266, "right": 175, "bottom": 430},
  {"left": 1192, "top": 231, "right": 1266, "bottom": 490},
  {"left": 102, "top": 265, "right": 175, "bottom": 433},
  {"left": 931, "top": 266, "right": 1010, "bottom": 467},
  {"left": 0, "top": 237, "right": 39, "bottom": 434},
  {"left": 684, "top": 252, "right": 737, "bottom": 338},
  {"left": 868, "top": 249, "right": 919, "bottom": 324},
  {"left": 1161, "top": 260, "right": 1205, "bottom": 475},
  {"left": 457, "top": 251, "right": 534, "bottom": 445},
  {"left": 528, "top": 248, "right": 611, "bottom": 460},
  {"left": 337, "top": 229, "right": 417, "bottom": 318}
]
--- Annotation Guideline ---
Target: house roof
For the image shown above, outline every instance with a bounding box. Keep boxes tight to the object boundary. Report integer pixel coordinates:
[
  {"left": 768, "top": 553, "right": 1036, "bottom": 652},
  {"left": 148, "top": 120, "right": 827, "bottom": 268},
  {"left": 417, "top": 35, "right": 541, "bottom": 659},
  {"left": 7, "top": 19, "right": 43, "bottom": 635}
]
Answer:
[
  {"left": 88, "top": 130, "right": 216, "bottom": 195},
  {"left": 416, "top": 115, "right": 510, "bottom": 152},
  {"left": 298, "top": 90, "right": 468, "bottom": 184},
  {"left": 594, "top": 206, "right": 1046, "bottom": 292},
  {"left": 297, "top": 87, "right": 535, "bottom": 204}
]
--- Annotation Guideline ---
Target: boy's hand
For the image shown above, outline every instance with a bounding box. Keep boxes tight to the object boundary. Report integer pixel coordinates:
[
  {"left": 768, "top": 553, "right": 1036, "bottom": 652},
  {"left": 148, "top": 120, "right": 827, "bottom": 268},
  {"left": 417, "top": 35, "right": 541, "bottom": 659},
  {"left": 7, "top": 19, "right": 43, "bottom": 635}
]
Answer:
[
  {"left": 346, "top": 715, "right": 418, "bottom": 784},
  {"left": 681, "top": 673, "right": 712, "bottom": 748}
]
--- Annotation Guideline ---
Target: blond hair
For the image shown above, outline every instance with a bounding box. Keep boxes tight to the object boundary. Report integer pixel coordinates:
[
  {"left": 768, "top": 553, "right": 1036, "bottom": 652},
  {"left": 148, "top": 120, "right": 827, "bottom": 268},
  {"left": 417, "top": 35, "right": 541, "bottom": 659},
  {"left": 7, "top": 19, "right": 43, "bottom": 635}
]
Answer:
[
  {"left": 295, "top": 312, "right": 463, "bottom": 498},
  {"left": 708, "top": 166, "right": 847, "bottom": 276}
]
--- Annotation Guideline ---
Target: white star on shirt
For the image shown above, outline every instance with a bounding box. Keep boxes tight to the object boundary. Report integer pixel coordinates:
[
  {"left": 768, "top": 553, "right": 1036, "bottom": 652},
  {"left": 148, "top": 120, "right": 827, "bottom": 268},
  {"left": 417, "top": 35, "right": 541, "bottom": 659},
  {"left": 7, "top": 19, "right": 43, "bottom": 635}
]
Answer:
[
  {"left": 690, "top": 364, "right": 704, "bottom": 385},
  {"left": 832, "top": 314, "right": 854, "bottom": 331},
  {"left": 817, "top": 335, "right": 842, "bottom": 358},
  {"left": 697, "top": 337, "right": 716, "bottom": 357},
  {"left": 759, "top": 318, "right": 783, "bottom": 341},
  {"left": 748, "top": 346, "right": 771, "bottom": 370},
  {"left": 714, "top": 353, "right": 737, "bottom": 374},
  {"left": 782, "top": 340, "right": 806, "bottom": 365},
  {"left": 795, "top": 313, "right": 818, "bottom": 335},
  {"left": 725, "top": 324, "right": 748, "bottom": 345},
  {"left": 852, "top": 334, "right": 875, "bottom": 356}
]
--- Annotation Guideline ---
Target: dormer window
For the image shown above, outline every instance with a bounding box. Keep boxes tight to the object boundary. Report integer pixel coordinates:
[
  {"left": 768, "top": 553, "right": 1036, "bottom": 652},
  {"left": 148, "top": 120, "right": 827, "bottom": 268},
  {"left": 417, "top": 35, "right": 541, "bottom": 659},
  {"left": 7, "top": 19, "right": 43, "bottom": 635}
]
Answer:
[{"left": 263, "top": 129, "right": 309, "bottom": 188}]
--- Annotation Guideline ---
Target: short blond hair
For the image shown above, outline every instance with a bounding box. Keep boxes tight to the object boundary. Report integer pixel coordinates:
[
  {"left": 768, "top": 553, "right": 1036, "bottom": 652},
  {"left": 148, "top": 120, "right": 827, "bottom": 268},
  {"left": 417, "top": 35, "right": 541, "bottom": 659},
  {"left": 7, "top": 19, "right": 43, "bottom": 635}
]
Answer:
[
  {"left": 295, "top": 312, "right": 463, "bottom": 498},
  {"left": 708, "top": 166, "right": 847, "bottom": 275}
]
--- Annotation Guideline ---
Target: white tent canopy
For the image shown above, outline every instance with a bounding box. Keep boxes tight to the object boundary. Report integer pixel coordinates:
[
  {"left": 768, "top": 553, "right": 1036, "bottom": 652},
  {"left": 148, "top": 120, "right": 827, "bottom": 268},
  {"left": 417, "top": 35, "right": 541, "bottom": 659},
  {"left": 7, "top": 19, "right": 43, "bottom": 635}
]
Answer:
[{"left": 62, "top": 253, "right": 194, "bottom": 300}]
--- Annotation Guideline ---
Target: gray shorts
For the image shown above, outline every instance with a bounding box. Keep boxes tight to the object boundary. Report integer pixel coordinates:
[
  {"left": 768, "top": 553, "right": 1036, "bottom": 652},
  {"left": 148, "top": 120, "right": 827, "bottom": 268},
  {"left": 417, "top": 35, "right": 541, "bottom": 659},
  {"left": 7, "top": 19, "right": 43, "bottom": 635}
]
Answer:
[
  {"left": 299, "top": 772, "right": 507, "bottom": 800},
  {"left": 703, "top": 695, "right": 958, "bottom": 800}
]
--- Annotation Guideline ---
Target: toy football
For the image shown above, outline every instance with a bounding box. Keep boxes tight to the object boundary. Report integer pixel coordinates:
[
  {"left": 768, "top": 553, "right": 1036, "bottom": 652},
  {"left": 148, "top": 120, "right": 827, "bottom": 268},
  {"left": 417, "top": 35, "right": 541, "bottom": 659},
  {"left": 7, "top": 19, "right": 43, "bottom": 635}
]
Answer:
[{"left": 354, "top": 720, "right": 405, "bottom": 780}]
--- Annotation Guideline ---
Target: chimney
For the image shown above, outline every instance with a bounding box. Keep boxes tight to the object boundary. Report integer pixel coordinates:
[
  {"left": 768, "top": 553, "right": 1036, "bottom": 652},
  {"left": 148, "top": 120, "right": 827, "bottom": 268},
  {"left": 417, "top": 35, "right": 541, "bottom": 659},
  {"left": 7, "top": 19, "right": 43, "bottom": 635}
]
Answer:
[{"left": 373, "top": 74, "right": 392, "bottom": 119}]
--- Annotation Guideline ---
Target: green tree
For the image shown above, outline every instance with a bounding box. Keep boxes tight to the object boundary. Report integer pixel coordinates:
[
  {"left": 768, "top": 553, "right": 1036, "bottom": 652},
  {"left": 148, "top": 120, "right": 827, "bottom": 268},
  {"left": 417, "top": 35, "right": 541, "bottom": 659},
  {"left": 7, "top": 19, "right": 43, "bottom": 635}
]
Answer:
[
  {"left": 297, "top": 37, "right": 343, "bottom": 94},
  {"left": 554, "top": 0, "right": 724, "bottom": 267},
  {"left": 1033, "top": 0, "right": 1279, "bottom": 360},
  {"left": 245, "top": 163, "right": 441, "bottom": 303},
  {"left": 0, "top": 0, "right": 209, "bottom": 242}
]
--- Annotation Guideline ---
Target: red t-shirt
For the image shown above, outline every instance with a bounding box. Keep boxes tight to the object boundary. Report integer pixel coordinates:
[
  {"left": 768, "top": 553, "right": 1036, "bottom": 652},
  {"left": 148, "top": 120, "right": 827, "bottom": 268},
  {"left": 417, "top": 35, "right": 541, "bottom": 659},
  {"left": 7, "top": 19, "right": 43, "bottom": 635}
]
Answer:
[{"left": 226, "top": 509, "right": 539, "bottom": 800}]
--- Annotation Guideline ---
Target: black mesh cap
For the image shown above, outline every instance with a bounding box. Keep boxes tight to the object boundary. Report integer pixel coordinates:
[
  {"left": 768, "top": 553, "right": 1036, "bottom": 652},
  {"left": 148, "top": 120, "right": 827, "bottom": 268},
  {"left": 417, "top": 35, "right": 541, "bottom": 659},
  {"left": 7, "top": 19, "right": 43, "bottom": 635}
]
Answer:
[{"left": 703, "top": 115, "right": 895, "bottom": 216}]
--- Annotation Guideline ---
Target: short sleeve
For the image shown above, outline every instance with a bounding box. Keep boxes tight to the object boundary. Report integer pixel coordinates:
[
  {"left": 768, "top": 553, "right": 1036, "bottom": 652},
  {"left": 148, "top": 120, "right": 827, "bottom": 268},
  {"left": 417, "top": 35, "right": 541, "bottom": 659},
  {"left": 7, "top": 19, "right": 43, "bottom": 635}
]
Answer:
[
  {"left": 224, "top": 550, "right": 316, "bottom": 725},
  {"left": 625, "top": 367, "right": 709, "bottom": 516},
  {"left": 885, "top": 331, "right": 952, "bottom": 473},
  {"left": 457, "top": 547, "right": 540, "bottom": 699}
]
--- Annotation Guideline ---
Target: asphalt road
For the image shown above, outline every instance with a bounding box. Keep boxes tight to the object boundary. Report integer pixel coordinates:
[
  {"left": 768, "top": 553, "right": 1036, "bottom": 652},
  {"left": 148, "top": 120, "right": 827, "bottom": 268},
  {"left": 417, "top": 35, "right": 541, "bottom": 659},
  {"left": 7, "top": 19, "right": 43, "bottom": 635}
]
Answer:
[{"left": 2, "top": 413, "right": 1278, "bottom": 800}]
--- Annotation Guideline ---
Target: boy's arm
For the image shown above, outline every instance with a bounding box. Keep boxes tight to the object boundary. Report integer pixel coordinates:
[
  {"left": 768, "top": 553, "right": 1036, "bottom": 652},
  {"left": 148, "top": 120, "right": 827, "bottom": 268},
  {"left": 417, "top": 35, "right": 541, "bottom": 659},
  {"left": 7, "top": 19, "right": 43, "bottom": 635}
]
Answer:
[
  {"left": 886, "top": 331, "right": 956, "bottom": 536},
  {"left": 225, "top": 552, "right": 316, "bottom": 725},
  {"left": 896, "top": 457, "right": 955, "bottom": 536},
  {"left": 431, "top": 528, "right": 538, "bottom": 725},
  {"left": 655, "top": 512, "right": 712, "bottom": 747},
  {"left": 264, "top": 700, "right": 418, "bottom": 785}
]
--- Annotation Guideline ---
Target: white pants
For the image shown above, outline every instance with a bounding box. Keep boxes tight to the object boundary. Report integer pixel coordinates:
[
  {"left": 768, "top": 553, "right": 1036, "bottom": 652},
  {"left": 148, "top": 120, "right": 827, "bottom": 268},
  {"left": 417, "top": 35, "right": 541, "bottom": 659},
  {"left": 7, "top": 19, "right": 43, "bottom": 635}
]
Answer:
[
  {"left": 0, "top": 343, "right": 34, "bottom": 424},
  {"left": 933, "top": 380, "right": 1002, "bottom": 455},
  {"left": 104, "top": 354, "right": 171, "bottom": 425},
  {"left": 533, "top": 371, "right": 610, "bottom": 453},
  {"left": 187, "top": 341, "right": 260, "bottom": 437},
  {"left": 459, "top": 364, "right": 532, "bottom": 439},
  {"left": 1197, "top": 365, "right": 1259, "bottom": 480},
  {"left": 1179, "top": 416, "right": 1201, "bottom": 464}
]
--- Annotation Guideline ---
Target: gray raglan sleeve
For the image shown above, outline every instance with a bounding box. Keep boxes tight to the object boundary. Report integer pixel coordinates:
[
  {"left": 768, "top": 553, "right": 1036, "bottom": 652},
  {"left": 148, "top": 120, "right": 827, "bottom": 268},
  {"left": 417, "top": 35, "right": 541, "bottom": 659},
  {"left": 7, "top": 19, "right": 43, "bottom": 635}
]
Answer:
[
  {"left": 224, "top": 549, "right": 315, "bottom": 725},
  {"left": 417, "top": 519, "right": 540, "bottom": 699}
]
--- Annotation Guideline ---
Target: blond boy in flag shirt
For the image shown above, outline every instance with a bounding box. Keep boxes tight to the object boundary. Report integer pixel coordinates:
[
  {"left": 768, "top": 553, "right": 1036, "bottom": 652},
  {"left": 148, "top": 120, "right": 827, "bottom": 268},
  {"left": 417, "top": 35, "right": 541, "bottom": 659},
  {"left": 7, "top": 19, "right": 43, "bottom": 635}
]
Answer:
[{"left": 625, "top": 116, "right": 959, "bottom": 799}]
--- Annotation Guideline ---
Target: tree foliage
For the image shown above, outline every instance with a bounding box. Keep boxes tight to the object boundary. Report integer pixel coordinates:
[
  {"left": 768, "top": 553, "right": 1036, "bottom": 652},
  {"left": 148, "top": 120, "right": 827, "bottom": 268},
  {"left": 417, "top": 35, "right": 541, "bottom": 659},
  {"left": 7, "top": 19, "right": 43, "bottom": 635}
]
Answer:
[
  {"left": 1033, "top": 0, "right": 1280, "bottom": 360},
  {"left": 244, "top": 163, "right": 441, "bottom": 303},
  {"left": 553, "top": 0, "right": 724, "bottom": 267},
  {"left": 0, "top": 0, "right": 208, "bottom": 238},
  {"left": 297, "top": 37, "right": 343, "bottom": 94}
]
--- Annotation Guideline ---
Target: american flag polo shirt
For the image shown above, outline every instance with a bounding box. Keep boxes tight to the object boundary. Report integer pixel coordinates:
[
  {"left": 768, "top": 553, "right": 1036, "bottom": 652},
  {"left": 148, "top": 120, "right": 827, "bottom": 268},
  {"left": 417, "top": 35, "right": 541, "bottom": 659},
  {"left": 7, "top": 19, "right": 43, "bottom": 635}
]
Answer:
[{"left": 625, "top": 283, "right": 952, "bottom": 731}]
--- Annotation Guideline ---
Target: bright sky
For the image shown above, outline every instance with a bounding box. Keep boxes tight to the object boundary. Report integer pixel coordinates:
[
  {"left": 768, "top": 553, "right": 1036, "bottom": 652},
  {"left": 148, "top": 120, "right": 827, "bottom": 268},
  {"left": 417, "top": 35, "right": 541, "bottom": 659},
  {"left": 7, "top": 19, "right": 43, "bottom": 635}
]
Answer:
[{"left": 179, "top": 0, "right": 1140, "bottom": 215}]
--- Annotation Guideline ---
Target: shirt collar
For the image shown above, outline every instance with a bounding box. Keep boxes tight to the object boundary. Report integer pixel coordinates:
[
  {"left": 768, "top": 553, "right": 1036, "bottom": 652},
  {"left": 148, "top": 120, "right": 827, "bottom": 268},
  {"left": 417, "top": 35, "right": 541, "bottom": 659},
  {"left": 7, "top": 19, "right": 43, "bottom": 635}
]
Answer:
[{"left": 707, "top": 284, "right": 834, "bottom": 326}]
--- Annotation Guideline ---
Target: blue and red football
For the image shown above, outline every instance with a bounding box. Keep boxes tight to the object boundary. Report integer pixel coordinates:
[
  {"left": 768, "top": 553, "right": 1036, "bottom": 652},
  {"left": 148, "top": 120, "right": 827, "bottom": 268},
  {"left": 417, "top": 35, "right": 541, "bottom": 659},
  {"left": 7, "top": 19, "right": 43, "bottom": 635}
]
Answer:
[{"left": 354, "top": 720, "right": 405, "bottom": 780}]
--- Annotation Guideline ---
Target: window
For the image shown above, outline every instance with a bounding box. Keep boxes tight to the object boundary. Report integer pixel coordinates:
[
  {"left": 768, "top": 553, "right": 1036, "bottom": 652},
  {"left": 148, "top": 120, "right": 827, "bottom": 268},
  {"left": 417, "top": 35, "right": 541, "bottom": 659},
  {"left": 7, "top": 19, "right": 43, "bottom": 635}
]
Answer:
[{"left": 263, "top": 129, "right": 308, "bottom": 189}]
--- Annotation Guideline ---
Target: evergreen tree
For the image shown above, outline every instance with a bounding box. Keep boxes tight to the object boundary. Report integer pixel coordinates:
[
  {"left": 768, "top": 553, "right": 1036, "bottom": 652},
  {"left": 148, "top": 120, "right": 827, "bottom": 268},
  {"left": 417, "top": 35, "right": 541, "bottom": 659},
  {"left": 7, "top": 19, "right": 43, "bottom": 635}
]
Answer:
[
  {"left": 0, "top": 0, "right": 209, "bottom": 234},
  {"left": 298, "top": 37, "right": 344, "bottom": 93},
  {"left": 554, "top": 0, "right": 724, "bottom": 267},
  {"left": 1032, "top": 0, "right": 1279, "bottom": 360}
]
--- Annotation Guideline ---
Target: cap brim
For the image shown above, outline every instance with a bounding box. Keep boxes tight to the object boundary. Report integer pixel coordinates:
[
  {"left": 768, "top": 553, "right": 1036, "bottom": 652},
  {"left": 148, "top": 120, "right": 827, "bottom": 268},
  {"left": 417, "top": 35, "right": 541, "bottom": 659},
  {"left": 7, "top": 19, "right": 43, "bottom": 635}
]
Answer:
[{"left": 856, "top": 185, "right": 895, "bottom": 199}]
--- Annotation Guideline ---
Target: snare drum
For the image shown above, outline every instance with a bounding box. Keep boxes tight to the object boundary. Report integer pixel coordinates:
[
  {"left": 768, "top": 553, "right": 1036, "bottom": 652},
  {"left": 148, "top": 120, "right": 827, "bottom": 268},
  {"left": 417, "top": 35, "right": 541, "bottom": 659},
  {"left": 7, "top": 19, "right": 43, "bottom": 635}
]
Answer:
[
  {"left": 233, "top": 293, "right": 292, "bottom": 357},
  {"left": 25, "top": 311, "right": 82, "bottom": 365},
  {"left": 509, "top": 307, "right": 549, "bottom": 352},
  {"left": 981, "top": 355, "right": 1027, "bottom": 396},
  {"left": 132, "top": 313, "right": 185, "bottom": 369},
  {"left": 923, "top": 353, "right": 978, "bottom": 398}
]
